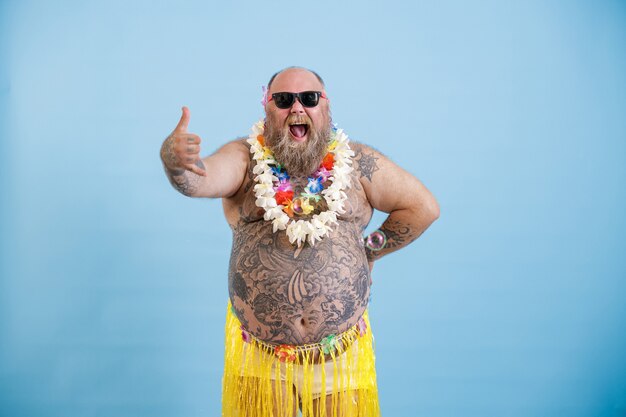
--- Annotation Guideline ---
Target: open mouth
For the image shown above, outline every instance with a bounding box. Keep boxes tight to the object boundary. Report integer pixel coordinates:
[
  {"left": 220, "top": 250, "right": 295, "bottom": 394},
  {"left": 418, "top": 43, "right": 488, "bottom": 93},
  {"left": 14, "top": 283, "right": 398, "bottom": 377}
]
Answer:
[{"left": 289, "top": 124, "right": 309, "bottom": 140}]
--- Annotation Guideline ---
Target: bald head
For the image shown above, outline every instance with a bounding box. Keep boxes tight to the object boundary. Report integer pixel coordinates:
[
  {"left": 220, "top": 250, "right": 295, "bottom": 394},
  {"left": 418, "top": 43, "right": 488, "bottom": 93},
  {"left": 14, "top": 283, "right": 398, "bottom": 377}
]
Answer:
[{"left": 267, "top": 67, "right": 325, "bottom": 94}]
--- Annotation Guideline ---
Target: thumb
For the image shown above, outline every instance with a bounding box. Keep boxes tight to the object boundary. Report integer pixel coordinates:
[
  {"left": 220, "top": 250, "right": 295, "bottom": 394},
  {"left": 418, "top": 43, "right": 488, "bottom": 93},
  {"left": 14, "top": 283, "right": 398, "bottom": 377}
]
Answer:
[{"left": 174, "top": 106, "right": 190, "bottom": 132}]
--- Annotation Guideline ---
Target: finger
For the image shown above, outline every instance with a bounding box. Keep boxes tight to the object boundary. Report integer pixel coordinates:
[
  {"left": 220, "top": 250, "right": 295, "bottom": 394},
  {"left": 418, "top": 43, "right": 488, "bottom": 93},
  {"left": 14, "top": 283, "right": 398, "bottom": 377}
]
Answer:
[
  {"left": 183, "top": 154, "right": 199, "bottom": 165},
  {"left": 174, "top": 106, "right": 191, "bottom": 133},
  {"left": 186, "top": 163, "right": 207, "bottom": 177},
  {"left": 184, "top": 134, "right": 201, "bottom": 145},
  {"left": 174, "top": 135, "right": 201, "bottom": 155},
  {"left": 185, "top": 144, "right": 200, "bottom": 154}
]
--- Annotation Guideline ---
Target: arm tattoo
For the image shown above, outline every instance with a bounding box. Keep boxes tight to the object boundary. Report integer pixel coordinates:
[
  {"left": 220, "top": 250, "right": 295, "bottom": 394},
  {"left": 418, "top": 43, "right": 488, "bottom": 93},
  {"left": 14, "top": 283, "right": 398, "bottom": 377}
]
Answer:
[
  {"left": 354, "top": 148, "right": 380, "bottom": 182},
  {"left": 164, "top": 160, "right": 206, "bottom": 196},
  {"left": 364, "top": 217, "right": 423, "bottom": 262},
  {"left": 160, "top": 134, "right": 206, "bottom": 197}
]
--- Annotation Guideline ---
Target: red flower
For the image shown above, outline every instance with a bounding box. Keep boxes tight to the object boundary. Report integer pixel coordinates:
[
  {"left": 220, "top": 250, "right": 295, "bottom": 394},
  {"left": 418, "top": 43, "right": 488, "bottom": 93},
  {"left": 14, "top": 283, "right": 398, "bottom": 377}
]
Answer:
[
  {"left": 322, "top": 153, "right": 334, "bottom": 171},
  {"left": 275, "top": 190, "right": 294, "bottom": 205}
]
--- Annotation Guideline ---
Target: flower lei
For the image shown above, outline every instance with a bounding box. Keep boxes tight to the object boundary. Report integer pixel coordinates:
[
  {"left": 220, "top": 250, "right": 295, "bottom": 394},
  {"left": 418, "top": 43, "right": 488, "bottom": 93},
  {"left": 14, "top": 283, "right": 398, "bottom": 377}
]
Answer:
[{"left": 247, "top": 120, "right": 354, "bottom": 247}]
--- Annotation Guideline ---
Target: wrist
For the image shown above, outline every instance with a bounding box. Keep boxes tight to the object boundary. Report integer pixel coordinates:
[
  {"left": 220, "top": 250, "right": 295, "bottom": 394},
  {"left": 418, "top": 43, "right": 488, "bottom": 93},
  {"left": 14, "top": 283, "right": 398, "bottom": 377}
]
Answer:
[
  {"left": 364, "top": 229, "right": 387, "bottom": 251},
  {"left": 364, "top": 229, "right": 387, "bottom": 261}
]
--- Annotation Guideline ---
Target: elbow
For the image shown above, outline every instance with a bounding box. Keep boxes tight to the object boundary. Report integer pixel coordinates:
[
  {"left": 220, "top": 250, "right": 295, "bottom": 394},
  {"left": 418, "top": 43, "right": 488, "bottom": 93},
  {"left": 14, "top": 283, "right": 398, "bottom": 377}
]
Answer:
[
  {"left": 430, "top": 198, "right": 440, "bottom": 222},
  {"left": 421, "top": 196, "right": 440, "bottom": 225},
  {"left": 178, "top": 189, "right": 198, "bottom": 198},
  {"left": 406, "top": 196, "right": 439, "bottom": 228}
]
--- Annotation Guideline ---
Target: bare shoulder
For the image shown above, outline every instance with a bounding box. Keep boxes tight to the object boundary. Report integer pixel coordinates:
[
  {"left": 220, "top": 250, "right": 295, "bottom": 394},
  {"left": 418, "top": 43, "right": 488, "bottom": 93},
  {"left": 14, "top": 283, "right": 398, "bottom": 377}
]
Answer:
[
  {"left": 350, "top": 142, "right": 386, "bottom": 184},
  {"left": 195, "top": 137, "right": 250, "bottom": 199},
  {"left": 207, "top": 137, "right": 250, "bottom": 174},
  {"left": 216, "top": 137, "right": 250, "bottom": 157},
  {"left": 220, "top": 137, "right": 254, "bottom": 217},
  {"left": 350, "top": 141, "right": 428, "bottom": 212}
]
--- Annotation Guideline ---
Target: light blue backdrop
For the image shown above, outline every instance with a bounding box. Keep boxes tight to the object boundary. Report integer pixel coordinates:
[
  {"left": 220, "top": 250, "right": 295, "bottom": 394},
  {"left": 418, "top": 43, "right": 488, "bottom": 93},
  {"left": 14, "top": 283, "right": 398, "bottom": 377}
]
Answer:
[{"left": 1, "top": 1, "right": 625, "bottom": 416}]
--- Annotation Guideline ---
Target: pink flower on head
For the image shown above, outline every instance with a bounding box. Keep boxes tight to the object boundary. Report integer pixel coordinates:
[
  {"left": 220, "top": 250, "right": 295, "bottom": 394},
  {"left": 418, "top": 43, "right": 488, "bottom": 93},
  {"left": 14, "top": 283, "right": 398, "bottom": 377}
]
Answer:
[{"left": 261, "top": 85, "right": 269, "bottom": 106}]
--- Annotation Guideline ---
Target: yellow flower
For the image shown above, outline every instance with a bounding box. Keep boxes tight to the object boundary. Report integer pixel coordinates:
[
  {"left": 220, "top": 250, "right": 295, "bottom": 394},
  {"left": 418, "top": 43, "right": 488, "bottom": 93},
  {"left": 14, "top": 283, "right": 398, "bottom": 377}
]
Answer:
[
  {"left": 262, "top": 146, "right": 273, "bottom": 159},
  {"left": 300, "top": 198, "right": 315, "bottom": 215}
]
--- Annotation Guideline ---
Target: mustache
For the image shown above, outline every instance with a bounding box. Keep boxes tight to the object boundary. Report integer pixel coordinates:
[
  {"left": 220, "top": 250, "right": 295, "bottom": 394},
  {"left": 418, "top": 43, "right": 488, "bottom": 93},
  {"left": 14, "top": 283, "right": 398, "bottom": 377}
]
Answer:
[{"left": 285, "top": 113, "right": 312, "bottom": 127}]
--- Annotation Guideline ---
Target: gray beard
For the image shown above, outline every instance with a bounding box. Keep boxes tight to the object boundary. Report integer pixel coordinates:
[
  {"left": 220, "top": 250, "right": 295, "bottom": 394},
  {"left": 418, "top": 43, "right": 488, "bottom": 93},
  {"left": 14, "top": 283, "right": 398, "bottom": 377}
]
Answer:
[{"left": 264, "top": 119, "right": 330, "bottom": 177}]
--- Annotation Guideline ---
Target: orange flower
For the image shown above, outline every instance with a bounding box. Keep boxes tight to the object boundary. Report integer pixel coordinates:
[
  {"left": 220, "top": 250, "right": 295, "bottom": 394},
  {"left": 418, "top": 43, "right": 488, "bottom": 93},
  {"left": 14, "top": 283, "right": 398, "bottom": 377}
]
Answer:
[
  {"left": 257, "top": 135, "right": 265, "bottom": 146},
  {"left": 283, "top": 201, "right": 295, "bottom": 218},
  {"left": 322, "top": 153, "right": 334, "bottom": 170}
]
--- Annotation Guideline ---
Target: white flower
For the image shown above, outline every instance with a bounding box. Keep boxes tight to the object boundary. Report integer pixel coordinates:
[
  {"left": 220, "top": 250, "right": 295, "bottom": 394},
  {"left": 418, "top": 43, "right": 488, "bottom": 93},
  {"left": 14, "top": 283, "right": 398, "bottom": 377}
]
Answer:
[
  {"left": 307, "top": 230, "right": 324, "bottom": 246},
  {"left": 252, "top": 163, "right": 268, "bottom": 175},
  {"left": 333, "top": 164, "right": 352, "bottom": 175},
  {"left": 264, "top": 206, "right": 284, "bottom": 222},
  {"left": 255, "top": 172, "right": 277, "bottom": 184},
  {"left": 272, "top": 213, "right": 290, "bottom": 232},
  {"left": 287, "top": 220, "right": 310, "bottom": 247},
  {"left": 255, "top": 196, "right": 277, "bottom": 208},
  {"left": 327, "top": 199, "right": 345, "bottom": 213},
  {"left": 322, "top": 188, "right": 343, "bottom": 201},
  {"left": 316, "top": 211, "right": 338, "bottom": 225},
  {"left": 307, "top": 217, "right": 333, "bottom": 246},
  {"left": 254, "top": 183, "right": 274, "bottom": 197}
]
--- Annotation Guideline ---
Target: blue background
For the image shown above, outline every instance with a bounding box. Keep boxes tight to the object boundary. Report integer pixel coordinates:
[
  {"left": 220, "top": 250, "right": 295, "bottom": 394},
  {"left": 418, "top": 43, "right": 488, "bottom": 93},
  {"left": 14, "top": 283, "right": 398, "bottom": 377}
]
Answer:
[{"left": 1, "top": 1, "right": 625, "bottom": 416}]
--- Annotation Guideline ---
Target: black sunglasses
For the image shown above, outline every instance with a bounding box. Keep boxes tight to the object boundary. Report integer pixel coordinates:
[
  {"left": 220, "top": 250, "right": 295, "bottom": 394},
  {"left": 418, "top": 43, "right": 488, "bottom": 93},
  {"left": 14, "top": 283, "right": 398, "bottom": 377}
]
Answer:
[{"left": 268, "top": 91, "right": 328, "bottom": 109}]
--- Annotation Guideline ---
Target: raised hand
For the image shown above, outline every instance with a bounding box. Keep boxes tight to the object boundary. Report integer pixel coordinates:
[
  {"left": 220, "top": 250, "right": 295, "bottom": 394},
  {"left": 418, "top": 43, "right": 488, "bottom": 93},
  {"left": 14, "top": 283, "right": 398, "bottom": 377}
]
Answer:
[{"left": 160, "top": 106, "right": 207, "bottom": 176}]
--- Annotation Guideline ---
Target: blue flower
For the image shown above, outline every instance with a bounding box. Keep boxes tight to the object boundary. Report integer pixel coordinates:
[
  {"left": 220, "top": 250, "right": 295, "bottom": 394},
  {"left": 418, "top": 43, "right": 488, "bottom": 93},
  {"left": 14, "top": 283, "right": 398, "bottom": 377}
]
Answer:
[
  {"left": 271, "top": 166, "right": 290, "bottom": 182},
  {"left": 306, "top": 177, "right": 324, "bottom": 194}
]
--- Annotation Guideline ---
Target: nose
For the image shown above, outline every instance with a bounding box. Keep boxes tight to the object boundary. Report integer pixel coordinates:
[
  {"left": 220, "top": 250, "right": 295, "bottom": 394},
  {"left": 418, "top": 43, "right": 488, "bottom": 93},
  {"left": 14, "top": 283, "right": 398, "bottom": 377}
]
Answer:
[{"left": 290, "top": 97, "right": 305, "bottom": 114}]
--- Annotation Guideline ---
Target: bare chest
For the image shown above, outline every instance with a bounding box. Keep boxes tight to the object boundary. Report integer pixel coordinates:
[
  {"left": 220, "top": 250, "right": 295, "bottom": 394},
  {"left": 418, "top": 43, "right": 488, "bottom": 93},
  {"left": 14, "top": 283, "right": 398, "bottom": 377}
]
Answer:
[{"left": 223, "top": 163, "right": 374, "bottom": 345}]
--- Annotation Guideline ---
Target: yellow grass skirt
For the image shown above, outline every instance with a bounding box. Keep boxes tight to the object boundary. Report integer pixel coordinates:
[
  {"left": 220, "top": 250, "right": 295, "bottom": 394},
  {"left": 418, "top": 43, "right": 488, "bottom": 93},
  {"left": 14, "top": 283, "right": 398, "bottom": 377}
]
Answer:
[{"left": 222, "top": 301, "right": 380, "bottom": 416}]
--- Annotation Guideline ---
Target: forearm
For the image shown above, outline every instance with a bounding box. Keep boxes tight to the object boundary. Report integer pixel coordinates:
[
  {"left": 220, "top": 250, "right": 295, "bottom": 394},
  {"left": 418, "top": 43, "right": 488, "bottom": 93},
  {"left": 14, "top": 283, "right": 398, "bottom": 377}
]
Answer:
[
  {"left": 161, "top": 159, "right": 208, "bottom": 197},
  {"left": 364, "top": 207, "right": 436, "bottom": 262}
]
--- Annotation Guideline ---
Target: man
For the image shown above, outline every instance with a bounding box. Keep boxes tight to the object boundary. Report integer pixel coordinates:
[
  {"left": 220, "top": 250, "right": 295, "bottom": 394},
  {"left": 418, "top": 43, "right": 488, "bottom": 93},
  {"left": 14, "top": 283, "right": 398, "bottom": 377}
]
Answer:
[{"left": 160, "top": 67, "right": 439, "bottom": 416}]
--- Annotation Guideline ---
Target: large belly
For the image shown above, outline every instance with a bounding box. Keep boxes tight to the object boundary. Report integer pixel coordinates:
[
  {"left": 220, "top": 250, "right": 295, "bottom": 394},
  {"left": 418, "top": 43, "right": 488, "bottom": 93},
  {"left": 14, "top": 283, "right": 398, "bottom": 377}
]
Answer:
[{"left": 228, "top": 219, "right": 371, "bottom": 345}]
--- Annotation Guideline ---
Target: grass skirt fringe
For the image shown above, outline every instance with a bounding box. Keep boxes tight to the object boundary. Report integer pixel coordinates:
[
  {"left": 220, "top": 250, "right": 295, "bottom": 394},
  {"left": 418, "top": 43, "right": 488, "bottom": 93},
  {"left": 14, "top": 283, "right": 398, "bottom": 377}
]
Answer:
[{"left": 222, "top": 302, "right": 380, "bottom": 417}]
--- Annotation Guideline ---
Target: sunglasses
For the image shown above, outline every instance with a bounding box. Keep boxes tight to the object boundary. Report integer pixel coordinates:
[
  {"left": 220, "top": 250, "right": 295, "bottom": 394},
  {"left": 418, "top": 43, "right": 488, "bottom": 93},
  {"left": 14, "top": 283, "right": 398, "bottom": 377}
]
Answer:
[{"left": 268, "top": 91, "right": 328, "bottom": 109}]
